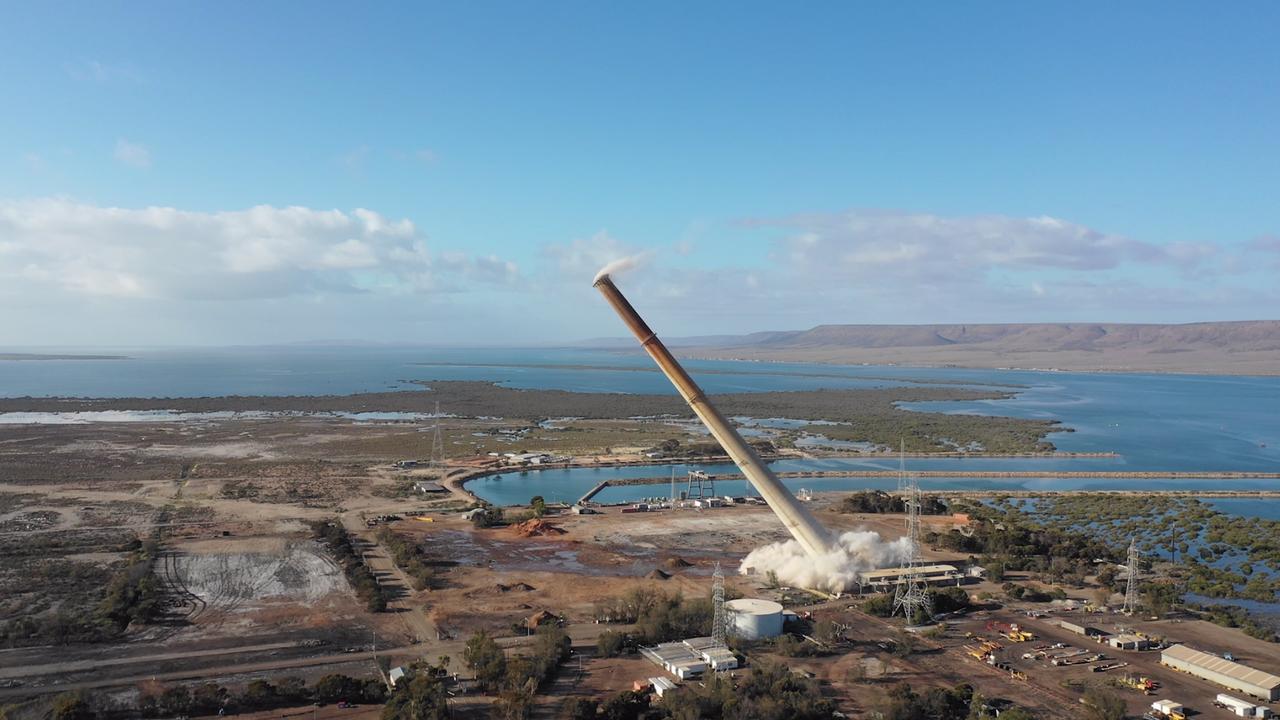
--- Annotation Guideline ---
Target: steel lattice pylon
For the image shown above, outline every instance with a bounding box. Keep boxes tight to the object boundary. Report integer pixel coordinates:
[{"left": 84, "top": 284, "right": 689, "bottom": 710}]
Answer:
[
  {"left": 1123, "top": 537, "right": 1140, "bottom": 615},
  {"left": 712, "top": 562, "right": 727, "bottom": 644},
  {"left": 893, "top": 468, "right": 932, "bottom": 623}
]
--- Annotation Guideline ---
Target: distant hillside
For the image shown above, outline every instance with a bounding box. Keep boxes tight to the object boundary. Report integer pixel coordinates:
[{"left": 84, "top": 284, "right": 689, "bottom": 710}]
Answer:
[{"left": 670, "top": 321, "right": 1280, "bottom": 375}]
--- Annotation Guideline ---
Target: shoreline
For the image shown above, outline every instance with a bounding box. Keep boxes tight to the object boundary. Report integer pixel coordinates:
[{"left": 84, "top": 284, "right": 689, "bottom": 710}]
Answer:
[
  {"left": 447, "top": 453, "right": 1280, "bottom": 505},
  {"left": 674, "top": 350, "right": 1280, "bottom": 379}
]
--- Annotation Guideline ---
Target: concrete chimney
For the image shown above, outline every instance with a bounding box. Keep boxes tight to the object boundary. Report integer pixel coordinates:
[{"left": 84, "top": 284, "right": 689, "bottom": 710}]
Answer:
[{"left": 593, "top": 273, "right": 833, "bottom": 558}]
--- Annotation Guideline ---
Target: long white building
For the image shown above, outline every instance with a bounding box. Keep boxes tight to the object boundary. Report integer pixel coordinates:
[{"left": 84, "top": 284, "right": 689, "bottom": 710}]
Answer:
[{"left": 1162, "top": 644, "right": 1280, "bottom": 701}]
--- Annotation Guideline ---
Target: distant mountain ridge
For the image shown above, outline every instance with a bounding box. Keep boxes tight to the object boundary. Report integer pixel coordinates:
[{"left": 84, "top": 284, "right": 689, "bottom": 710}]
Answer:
[
  {"left": 649, "top": 321, "right": 1280, "bottom": 375},
  {"left": 730, "top": 321, "right": 1280, "bottom": 352}
]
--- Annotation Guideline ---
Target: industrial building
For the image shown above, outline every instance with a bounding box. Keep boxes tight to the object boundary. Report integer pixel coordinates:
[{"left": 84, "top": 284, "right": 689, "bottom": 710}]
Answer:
[
  {"left": 854, "top": 564, "right": 963, "bottom": 591},
  {"left": 1161, "top": 644, "right": 1280, "bottom": 701},
  {"left": 641, "top": 643, "right": 707, "bottom": 679},
  {"left": 684, "top": 636, "right": 739, "bottom": 670},
  {"left": 1109, "top": 633, "right": 1153, "bottom": 651},
  {"left": 1217, "top": 693, "right": 1273, "bottom": 717},
  {"left": 649, "top": 677, "right": 677, "bottom": 697},
  {"left": 726, "top": 598, "right": 785, "bottom": 640},
  {"left": 1057, "top": 621, "right": 1108, "bottom": 640},
  {"left": 640, "top": 637, "right": 738, "bottom": 679}
]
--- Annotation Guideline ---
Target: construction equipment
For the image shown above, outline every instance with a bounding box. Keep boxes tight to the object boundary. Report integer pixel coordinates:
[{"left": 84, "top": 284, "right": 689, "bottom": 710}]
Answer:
[
  {"left": 1120, "top": 674, "right": 1160, "bottom": 695},
  {"left": 986, "top": 621, "right": 1035, "bottom": 642}
]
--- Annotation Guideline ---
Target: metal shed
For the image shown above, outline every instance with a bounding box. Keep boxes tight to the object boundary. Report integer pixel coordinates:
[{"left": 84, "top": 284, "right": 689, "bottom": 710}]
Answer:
[{"left": 1162, "top": 644, "right": 1280, "bottom": 701}]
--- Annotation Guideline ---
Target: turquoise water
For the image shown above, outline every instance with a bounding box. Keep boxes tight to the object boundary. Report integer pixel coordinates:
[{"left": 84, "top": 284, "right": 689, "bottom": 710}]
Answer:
[
  {"left": 470, "top": 466, "right": 1280, "bottom": 506},
  {"left": 1204, "top": 497, "right": 1280, "bottom": 521},
  {"left": 3, "top": 347, "right": 1277, "bottom": 478}
]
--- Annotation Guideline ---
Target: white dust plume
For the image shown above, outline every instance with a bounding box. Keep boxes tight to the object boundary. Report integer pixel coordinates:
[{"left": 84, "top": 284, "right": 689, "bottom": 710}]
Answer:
[
  {"left": 739, "top": 530, "right": 912, "bottom": 592},
  {"left": 593, "top": 254, "right": 649, "bottom": 284}
]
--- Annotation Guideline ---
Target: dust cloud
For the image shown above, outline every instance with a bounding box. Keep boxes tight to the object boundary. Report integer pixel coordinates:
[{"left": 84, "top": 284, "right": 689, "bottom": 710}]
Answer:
[{"left": 739, "top": 530, "right": 912, "bottom": 592}]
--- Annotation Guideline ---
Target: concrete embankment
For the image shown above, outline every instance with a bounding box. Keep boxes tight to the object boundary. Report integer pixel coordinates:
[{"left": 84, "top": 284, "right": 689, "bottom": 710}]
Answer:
[
  {"left": 575, "top": 471, "right": 1280, "bottom": 504},
  {"left": 447, "top": 453, "right": 1276, "bottom": 506},
  {"left": 599, "top": 469, "right": 1280, "bottom": 487}
]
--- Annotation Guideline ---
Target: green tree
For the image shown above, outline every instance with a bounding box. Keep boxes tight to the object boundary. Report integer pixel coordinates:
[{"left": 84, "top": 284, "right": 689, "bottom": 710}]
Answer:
[
  {"left": 381, "top": 674, "right": 449, "bottom": 720},
  {"left": 49, "top": 692, "right": 93, "bottom": 720},
  {"left": 241, "top": 679, "right": 276, "bottom": 708},
  {"left": 495, "top": 680, "right": 536, "bottom": 720},
  {"left": 530, "top": 496, "right": 547, "bottom": 518},
  {"left": 277, "top": 676, "right": 309, "bottom": 700},
  {"left": 159, "top": 685, "right": 192, "bottom": 716},
  {"left": 813, "top": 618, "right": 841, "bottom": 646},
  {"left": 1081, "top": 686, "right": 1126, "bottom": 720},
  {"left": 596, "top": 630, "right": 626, "bottom": 657},
  {"left": 600, "top": 690, "right": 650, "bottom": 720},
  {"left": 863, "top": 593, "right": 894, "bottom": 617},
  {"left": 464, "top": 630, "right": 507, "bottom": 690},
  {"left": 313, "top": 674, "right": 365, "bottom": 703},
  {"left": 559, "top": 698, "right": 599, "bottom": 719}
]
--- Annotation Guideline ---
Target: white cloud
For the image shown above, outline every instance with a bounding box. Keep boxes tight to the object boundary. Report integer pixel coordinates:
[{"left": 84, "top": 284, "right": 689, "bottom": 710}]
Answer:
[
  {"left": 535, "top": 211, "right": 1273, "bottom": 336},
  {"left": 0, "top": 199, "right": 519, "bottom": 302},
  {"left": 114, "top": 139, "right": 151, "bottom": 169},
  {"left": 541, "top": 231, "right": 648, "bottom": 283}
]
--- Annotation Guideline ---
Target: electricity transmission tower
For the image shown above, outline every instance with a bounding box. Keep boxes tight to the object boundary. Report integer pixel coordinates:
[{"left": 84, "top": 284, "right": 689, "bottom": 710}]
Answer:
[
  {"left": 429, "top": 401, "right": 445, "bottom": 468},
  {"left": 893, "top": 471, "right": 932, "bottom": 623},
  {"left": 712, "top": 562, "right": 727, "bottom": 644},
  {"left": 1123, "top": 537, "right": 1140, "bottom": 615}
]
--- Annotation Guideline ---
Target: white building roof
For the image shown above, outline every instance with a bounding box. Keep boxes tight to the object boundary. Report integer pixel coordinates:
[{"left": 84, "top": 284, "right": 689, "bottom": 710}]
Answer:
[
  {"left": 725, "top": 598, "right": 784, "bottom": 615},
  {"left": 858, "top": 564, "right": 960, "bottom": 582},
  {"left": 1163, "top": 645, "right": 1280, "bottom": 691},
  {"left": 650, "top": 677, "right": 677, "bottom": 691}
]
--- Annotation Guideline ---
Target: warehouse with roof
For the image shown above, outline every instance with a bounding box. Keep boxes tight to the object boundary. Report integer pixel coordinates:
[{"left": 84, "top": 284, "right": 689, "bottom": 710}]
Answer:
[
  {"left": 855, "top": 564, "right": 962, "bottom": 591},
  {"left": 1161, "top": 644, "right": 1280, "bottom": 701}
]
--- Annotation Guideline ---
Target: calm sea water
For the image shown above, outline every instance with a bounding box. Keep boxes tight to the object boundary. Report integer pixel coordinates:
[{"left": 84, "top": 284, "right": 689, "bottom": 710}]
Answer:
[{"left": 2, "top": 347, "right": 1278, "bottom": 501}]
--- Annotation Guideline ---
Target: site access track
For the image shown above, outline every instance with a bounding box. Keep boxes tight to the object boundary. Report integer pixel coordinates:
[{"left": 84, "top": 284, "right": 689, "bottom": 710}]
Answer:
[{"left": 0, "top": 624, "right": 621, "bottom": 700}]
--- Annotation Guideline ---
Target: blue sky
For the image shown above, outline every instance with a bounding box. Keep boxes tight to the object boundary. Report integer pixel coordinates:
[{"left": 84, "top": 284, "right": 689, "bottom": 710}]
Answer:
[{"left": 2, "top": 2, "right": 1277, "bottom": 345}]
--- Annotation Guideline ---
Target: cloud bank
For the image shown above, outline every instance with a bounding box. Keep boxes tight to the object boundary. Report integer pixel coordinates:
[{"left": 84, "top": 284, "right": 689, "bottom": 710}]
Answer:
[
  {"left": 544, "top": 210, "right": 1274, "bottom": 333},
  {"left": 0, "top": 199, "right": 517, "bottom": 302}
]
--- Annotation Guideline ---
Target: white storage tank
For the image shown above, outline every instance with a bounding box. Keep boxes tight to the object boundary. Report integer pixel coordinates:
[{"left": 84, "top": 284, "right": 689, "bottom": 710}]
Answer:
[{"left": 726, "top": 598, "right": 785, "bottom": 639}]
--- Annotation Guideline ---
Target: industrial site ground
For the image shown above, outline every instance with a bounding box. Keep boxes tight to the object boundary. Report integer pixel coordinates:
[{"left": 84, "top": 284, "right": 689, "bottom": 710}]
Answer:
[{"left": 2, "top": 412, "right": 1278, "bottom": 719}]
